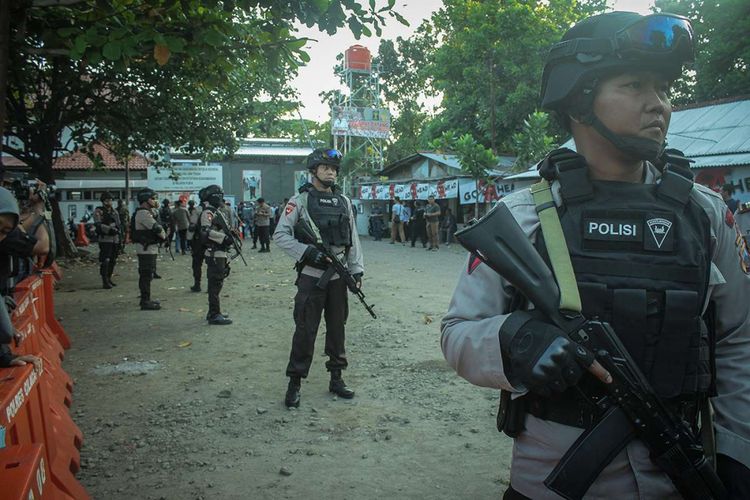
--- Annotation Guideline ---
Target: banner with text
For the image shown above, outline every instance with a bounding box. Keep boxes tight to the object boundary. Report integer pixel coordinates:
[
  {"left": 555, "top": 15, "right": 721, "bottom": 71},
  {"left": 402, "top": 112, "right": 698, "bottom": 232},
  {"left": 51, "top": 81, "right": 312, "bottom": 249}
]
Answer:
[{"left": 148, "top": 163, "right": 223, "bottom": 192}]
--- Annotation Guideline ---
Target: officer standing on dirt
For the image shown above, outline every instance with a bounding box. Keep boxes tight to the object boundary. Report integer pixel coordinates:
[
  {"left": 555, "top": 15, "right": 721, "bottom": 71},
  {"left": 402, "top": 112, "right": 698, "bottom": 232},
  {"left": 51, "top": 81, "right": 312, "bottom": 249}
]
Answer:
[
  {"left": 441, "top": 12, "right": 750, "bottom": 499},
  {"left": 187, "top": 199, "right": 204, "bottom": 291},
  {"left": 274, "top": 148, "right": 364, "bottom": 408},
  {"left": 93, "top": 191, "right": 121, "bottom": 289},
  {"left": 198, "top": 185, "right": 233, "bottom": 326},
  {"left": 132, "top": 189, "right": 166, "bottom": 310}
]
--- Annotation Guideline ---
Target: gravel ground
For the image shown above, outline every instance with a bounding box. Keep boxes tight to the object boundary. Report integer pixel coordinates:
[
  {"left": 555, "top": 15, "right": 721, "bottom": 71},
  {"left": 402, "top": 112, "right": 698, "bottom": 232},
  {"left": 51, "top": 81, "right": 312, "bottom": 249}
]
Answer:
[{"left": 55, "top": 238, "right": 513, "bottom": 499}]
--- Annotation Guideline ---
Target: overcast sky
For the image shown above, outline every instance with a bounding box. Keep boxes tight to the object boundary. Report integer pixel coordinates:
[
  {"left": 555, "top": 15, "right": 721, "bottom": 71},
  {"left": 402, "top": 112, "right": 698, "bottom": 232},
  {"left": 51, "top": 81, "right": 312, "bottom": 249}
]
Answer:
[{"left": 291, "top": 0, "right": 657, "bottom": 123}]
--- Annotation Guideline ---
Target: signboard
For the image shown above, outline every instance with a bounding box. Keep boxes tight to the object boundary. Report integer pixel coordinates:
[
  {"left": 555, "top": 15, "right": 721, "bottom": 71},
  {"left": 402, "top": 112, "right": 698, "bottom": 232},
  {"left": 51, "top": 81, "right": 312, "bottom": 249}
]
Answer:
[
  {"left": 459, "top": 178, "right": 516, "bottom": 204},
  {"left": 435, "top": 179, "right": 459, "bottom": 199},
  {"left": 242, "top": 170, "right": 262, "bottom": 201},
  {"left": 375, "top": 184, "right": 390, "bottom": 200},
  {"left": 331, "top": 105, "right": 391, "bottom": 139},
  {"left": 294, "top": 171, "right": 309, "bottom": 193},
  {"left": 147, "top": 163, "right": 222, "bottom": 192}
]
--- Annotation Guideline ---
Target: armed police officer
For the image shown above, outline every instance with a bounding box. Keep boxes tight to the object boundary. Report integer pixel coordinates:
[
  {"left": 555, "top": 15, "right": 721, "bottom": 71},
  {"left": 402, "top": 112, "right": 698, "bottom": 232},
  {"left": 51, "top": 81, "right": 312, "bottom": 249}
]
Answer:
[
  {"left": 441, "top": 12, "right": 750, "bottom": 499},
  {"left": 132, "top": 189, "right": 166, "bottom": 310},
  {"left": 198, "top": 185, "right": 233, "bottom": 326},
  {"left": 274, "top": 148, "right": 364, "bottom": 408},
  {"left": 93, "top": 191, "right": 122, "bottom": 289}
]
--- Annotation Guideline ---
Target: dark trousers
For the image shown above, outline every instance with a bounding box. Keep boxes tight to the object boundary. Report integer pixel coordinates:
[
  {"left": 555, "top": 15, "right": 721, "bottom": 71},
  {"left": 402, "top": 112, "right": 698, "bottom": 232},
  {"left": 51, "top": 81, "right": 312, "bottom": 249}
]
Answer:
[
  {"left": 99, "top": 242, "right": 118, "bottom": 278},
  {"left": 206, "top": 255, "right": 226, "bottom": 317},
  {"left": 192, "top": 244, "right": 205, "bottom": 284},
  {"left": 137, "top": 254, "right": 157, "bottom": 303},
  {"left": 286, "top": 273, "right": 348, "bottom": 378},
  {"left": 177, "top": 229, "right": 188, "bottom": 254},
  {"left": 257, "top": 225, "right": 270, "bottom": 249},
  {"left": 410, "top": 222, "right": 427, "bottom": 247}
]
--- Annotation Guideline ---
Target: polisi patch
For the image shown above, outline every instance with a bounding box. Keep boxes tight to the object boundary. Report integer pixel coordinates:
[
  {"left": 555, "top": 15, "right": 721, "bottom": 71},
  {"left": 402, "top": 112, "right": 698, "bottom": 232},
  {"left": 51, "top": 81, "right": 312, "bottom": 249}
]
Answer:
[
  {"left": 583, "top": 218, "right": 640, "bottom": 241},
  {"left": 646, "top": 218, "right": 673, "bottom": 249},
  {"left": 318, "top": 197, "right": 336, "bottom": 207}
]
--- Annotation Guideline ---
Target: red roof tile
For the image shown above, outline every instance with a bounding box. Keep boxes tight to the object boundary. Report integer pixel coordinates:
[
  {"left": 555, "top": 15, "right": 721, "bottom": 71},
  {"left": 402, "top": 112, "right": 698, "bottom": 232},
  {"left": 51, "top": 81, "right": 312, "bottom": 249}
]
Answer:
[{"left": 53, "top": 143, "right": 150, "bottom": 171}]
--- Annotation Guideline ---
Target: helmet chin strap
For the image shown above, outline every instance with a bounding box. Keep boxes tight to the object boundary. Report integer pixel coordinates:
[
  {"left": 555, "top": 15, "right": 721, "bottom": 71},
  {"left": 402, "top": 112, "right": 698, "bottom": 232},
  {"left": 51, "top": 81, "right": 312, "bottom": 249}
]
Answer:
[{"left": 589, "top": 114, "right": 665, "bottom": 163}]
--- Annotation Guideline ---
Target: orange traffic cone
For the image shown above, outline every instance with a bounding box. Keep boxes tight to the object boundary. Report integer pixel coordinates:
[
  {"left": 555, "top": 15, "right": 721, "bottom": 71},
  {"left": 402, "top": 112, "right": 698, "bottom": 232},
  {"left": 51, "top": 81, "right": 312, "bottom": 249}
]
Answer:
[{"left": 75, "top": 223, "right": 90, "bottom": 247}]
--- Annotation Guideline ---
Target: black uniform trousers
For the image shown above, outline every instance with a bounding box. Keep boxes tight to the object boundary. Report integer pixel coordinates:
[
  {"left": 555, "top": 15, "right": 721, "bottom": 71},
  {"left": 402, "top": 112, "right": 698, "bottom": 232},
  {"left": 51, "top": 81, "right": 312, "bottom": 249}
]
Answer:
[
  {"left": 256, "top": 225, "right": 270, "bottom": 249},
  {"left": 98, "top": 242, "right": 118, "bottom": 277},
  {"left": 137, "top": 254, "right": 157, "bottom": 303},
  {"left": 410, "top": 221, "right": 427, "bottom": 247},
  {"left": 286, "top": 273, "right": 348, "bottom": 378},
  {"left": 177, "top": 229, "right": 188, "bottom": 254},
  {"left": 191, "top": 240, "right": 205, "bottom": 284},
  {"left": 205, "top": 254, "right": 226, "bottom": 317}
]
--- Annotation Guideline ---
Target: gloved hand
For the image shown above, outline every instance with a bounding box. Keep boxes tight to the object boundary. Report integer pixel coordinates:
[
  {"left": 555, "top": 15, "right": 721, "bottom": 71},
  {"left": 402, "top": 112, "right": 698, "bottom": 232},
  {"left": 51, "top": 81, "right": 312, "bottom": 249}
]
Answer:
[
  {"left": 111, "top": 227, "right": 120, "bottom": 235},
  {"left": 303, "top": 245, "right": 328, "bottom": 267},
  {"left": 222, "top": 234, "right": 233, "bottom": 247},
  {"left": 352, "top": 273, "right": 363, "bottom": 288},
  {"left": 499, "top": 311, "right": 597, "bottom": 397}
]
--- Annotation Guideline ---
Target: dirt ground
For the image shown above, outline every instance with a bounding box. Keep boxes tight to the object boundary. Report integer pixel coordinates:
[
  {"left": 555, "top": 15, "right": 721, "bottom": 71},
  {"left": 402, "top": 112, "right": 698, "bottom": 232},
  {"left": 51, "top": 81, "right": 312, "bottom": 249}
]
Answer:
[{"left": 54, "top": 237, "right": 513, "bottom": 499}]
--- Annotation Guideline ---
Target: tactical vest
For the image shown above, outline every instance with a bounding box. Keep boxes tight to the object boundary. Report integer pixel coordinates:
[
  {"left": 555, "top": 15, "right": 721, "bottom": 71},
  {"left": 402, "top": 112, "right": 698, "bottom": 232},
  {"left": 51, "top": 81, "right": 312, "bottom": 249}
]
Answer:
[
  {"left": 537, "top": 163, "right": 713, "bottom": 401},
  {"left": 306, "top": 189, "right": 352, "bottom": 248},
  {"left": 96, "top": 206, "right": 118, "bottom": 236},
  {"left": 131, "top": 208, "right": 159, "bottom": 246}
]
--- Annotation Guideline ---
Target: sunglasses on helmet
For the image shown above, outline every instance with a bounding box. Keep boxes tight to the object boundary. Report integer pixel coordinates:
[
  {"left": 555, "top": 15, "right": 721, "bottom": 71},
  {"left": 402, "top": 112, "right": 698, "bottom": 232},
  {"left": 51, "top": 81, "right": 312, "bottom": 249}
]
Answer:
[{"left": 547, "top": 14, "right": 694, "bottom": 64}]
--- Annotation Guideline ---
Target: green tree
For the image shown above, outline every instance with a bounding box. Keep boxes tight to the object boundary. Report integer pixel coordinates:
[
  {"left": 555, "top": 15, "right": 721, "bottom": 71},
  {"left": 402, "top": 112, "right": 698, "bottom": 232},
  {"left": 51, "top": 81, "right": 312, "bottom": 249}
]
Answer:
[
  {"left": 511, "top": 111, "right": 556, "bottom": 173},
  {"left": 655, "top": 0, "right": 750, "bottom": 104},
  {"left": 430, "top": 131, "right": 496, "bottom": 215}
]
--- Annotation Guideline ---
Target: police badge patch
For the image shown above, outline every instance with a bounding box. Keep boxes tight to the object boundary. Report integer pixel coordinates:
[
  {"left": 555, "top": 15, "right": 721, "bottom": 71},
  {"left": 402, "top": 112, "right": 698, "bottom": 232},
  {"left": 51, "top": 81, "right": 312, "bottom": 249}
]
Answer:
[{"left": 285, "top": 201, "right": 296, "bottom": 216}]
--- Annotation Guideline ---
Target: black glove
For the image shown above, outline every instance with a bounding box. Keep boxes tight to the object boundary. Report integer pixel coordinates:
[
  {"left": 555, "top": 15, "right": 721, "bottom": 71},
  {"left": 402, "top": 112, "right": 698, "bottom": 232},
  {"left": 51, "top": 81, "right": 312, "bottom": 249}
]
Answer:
[
  {"left": 353, "top": 273, "right": 363, "bottom": 287},
  {"left": 499, "top": 311, "right": 594, "bottom": 397},
  {"left": 222, "top": 234, "right": 233, "bottom": 247},
  {"left": 717, "top": 454, "right": 750, "bottom": 499},
  {"left": 303, "top": 245, "right": 328, "bottom": 267}
]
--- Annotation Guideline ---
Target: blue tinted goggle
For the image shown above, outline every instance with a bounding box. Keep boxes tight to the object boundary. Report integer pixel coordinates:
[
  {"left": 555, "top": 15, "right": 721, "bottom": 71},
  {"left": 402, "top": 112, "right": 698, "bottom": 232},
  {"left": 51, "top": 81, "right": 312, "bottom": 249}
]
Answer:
[
  {"left": 547, "top": 14, "right": 694, "bottom": 64},
  {"left": 615, "top": 14, "right": 694, "bottom": 59},
  {"left": 323, "top": 149, "right": 342, "bottom": 160}
]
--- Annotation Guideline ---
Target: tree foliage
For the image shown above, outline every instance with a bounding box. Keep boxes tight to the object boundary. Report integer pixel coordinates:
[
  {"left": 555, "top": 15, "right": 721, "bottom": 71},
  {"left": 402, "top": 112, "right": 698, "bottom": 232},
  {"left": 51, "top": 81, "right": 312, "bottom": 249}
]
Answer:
[
  {"left": 655, "top": 0, "right": 750, "bottom": 104},
  {"left": 511, "top": 111, "right": 556, "bottom": 173}
]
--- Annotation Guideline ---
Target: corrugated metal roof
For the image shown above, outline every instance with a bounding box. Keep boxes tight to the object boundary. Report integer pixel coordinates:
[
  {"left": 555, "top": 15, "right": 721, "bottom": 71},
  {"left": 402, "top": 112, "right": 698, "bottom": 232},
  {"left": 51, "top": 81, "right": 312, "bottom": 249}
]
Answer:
[{"left": 421, "top": 153, "right": 461, "bottom": 170}]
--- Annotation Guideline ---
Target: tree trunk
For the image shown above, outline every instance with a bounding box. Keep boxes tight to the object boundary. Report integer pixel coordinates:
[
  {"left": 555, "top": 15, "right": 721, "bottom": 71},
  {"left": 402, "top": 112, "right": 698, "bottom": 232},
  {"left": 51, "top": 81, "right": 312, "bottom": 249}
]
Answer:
[{"left": 0, "top": 0, "right": 11, "bottom": 173}]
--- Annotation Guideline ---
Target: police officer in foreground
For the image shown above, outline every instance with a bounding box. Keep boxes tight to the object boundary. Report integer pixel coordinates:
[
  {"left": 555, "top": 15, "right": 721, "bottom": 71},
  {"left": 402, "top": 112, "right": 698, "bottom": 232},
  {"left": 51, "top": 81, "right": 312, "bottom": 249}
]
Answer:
[
  {"left": 132, "top": 189, "right": 166, "bottom": 310},
  {"left": 274, "top": 148, "right": 364, "bottom": 408},
  {"left": 93, "top": 191, "right": 121, "bottom": 289},
  {"left": 199, "top": 185, "right": 233, "bottom": 326},
  {"left": 441, "top": 12, "right": 750, "bottom": 499}
]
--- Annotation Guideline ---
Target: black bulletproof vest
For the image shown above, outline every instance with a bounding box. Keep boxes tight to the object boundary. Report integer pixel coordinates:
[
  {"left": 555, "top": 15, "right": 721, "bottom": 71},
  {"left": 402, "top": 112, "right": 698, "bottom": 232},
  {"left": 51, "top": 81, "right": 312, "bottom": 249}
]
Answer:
[
  {"left": 537, "top": 165, "right": 713, "bottom": 400},
  {"left": 307, "top": 190, "right": 351, "bottom": 248}
]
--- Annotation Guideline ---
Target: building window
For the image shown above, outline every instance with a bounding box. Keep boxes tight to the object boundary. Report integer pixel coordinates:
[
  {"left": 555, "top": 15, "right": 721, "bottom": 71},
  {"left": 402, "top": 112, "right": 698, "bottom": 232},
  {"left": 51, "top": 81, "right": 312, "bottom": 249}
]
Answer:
[{"left": 69, "top": 191, "right": 82, "bottom": 201}]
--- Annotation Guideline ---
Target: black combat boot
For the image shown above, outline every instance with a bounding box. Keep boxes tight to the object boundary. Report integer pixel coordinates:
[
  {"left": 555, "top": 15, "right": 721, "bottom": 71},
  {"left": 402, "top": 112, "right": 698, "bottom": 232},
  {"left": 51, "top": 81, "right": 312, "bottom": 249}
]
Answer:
[
  {"left": 285, "top": 377, "right": 301, "bottom": 408},
  {"left": 190, "top": 281, "right": 201, "bottom": 292},
  {"left": 328, "top": 370, "right": 355, "bottom": 399},
  {"left": 207, "top": 313, "right": 232, "bottom": 325},
  {"left": 140, "top": 300, "right": 161, "bottom": 310},
  {"left": 102, "top": 276, "right": 112, "bottom": 289}
]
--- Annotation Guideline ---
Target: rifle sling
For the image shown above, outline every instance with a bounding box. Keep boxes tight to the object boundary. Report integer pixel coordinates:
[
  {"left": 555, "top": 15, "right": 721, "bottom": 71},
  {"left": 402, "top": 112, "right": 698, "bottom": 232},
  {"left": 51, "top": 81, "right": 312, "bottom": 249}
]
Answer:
[
  {"left": 545, "top": 405, "right": 636, "bottom": 500},
  {"left": 530, "top": 180, "right": 581, "bottom": 314}
]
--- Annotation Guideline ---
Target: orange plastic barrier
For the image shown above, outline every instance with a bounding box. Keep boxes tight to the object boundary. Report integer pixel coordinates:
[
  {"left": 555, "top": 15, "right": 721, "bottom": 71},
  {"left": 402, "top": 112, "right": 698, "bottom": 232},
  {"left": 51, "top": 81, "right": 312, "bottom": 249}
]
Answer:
[
  {"left": 0, "top": 444, "right": 68, "bottom": 500},
  {"left": 0, "top": 270, "right": 89, "bottom": 499},
  {"left": 73, "top": 224, "right": 89, "bottom": 247}
]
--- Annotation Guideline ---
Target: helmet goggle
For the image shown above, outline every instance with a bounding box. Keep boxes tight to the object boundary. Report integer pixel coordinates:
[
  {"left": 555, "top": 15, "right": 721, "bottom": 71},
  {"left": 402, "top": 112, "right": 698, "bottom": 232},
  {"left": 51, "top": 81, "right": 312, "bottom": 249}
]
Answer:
[
  {"left": 322, "top": 149, "right": 342, "bottom": 161},
  {"left": 547, "top": 14, "right": 694, "bottom": 65}
]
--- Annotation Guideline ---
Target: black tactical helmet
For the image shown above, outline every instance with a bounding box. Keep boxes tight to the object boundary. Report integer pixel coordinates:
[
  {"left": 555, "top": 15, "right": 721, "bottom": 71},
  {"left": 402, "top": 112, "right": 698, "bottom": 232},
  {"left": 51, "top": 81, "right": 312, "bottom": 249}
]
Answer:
[
  {"left": 0, "top": 187, "right": 20, "bottom": 225},
  {"left": 100, "top": 191, "right": 114, "bottom": 202},
  {"left": 199, "top": 184, "right": 224, "bottom": 208},
  {"left": 540, "top": 12, "right": 694, "bottom": 113},
  {"left": 306, "top": 148, "right": 342, "bottom": 172},
  {"left": 136, "top": 188, "right": 157, "bottom": 204}
]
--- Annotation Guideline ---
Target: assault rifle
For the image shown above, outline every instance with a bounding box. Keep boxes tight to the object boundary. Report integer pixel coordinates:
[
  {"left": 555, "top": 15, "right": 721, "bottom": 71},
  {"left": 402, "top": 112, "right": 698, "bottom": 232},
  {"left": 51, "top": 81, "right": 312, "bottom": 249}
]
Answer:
[
  {"left": 294, "top": 219, "right": 377, "bottom": 319},
  {"left": 214, "top": 209, "right": 248, "bottom": 266},
  {"left": 455, "top": 204, "right": 726, "bottom": 500}
]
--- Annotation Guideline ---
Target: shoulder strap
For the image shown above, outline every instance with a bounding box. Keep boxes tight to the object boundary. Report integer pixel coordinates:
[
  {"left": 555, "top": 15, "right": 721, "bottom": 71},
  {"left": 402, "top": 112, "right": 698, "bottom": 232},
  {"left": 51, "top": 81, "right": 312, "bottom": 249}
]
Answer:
[
  {"left": 530, "top": 180, "right": 582, "bottom": 314},
  {"left": 657, "top": 164, "right": 694, "bottom": 207}
]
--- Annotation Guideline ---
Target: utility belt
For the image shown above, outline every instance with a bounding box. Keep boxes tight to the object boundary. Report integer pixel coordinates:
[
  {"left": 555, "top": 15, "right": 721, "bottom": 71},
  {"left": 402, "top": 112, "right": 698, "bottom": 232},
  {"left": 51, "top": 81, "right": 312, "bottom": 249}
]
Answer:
[{"left": 500, "top": 390, "right": 700, "bottom": 434}]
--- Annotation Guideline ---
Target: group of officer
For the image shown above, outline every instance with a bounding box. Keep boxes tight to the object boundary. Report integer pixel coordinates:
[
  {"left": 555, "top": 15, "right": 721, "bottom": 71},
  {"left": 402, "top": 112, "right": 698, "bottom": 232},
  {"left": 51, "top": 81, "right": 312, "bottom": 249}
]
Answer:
[{"left": 93, "top": 185, "right": 238, "bottom": 325}]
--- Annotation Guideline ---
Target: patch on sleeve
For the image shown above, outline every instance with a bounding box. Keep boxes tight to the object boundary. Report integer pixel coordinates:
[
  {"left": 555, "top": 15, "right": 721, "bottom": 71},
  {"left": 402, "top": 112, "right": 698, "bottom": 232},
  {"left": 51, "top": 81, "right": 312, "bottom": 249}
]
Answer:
[
  {"left": 206, "top": 212, "right": 213, "bottom": 222},
  {"left": 468, "top": 253, "right": 483, "bottom": 275},
  {"left": 285, "top": 201, "right": 296, "bottom": 216},
  {"left": 725, "top": 208, "right": 735, "bottom": 228}
]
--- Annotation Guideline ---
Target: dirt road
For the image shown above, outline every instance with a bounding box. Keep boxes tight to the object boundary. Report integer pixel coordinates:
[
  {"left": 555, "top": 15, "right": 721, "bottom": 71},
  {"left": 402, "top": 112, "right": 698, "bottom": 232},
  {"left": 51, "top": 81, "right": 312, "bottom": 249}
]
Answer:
[{"left": 56, "top": 238, "right": 512, "bottom": 499}]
